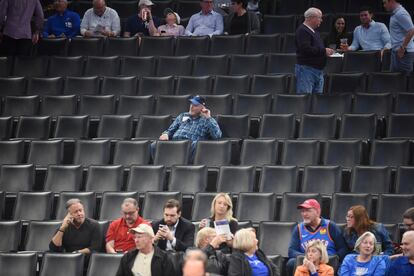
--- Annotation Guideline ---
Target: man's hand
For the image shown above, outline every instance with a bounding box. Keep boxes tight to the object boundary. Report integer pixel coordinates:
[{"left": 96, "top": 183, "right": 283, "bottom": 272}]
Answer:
[
  {"left": 154, "top": 229, "right": 164, "bottom": 241},
  {"left": 84, "top": 30, "right": 93, "bottom": 37},
  {"left": 61, "top": 213, "right": 73, "bottom": 231},
  {"left": 210, "top": 234, "right": 227, "bottom": 249},
  {"left": 159, "top": 133, "right": 169, "bottom": 140},
  {"left": 48, "top": 34, "right": 56, "bottom": 38},
  {"left": 200, "top": 108, "right": 211, "bottom": 118},
  {"left": 325, "top": 48, "right": 335, "bottom": 56},
  {"left": 101, "top": 29, "right": 113, "bottom": 37},
  {"left": 32, "top": 33, "right": 39, "bottom": 44},
  {"left": 161, "top": 226, "right": 174, "bottom": 241},
  {"left": 398, "top": 46, "right": 406, "bottom": 58}
]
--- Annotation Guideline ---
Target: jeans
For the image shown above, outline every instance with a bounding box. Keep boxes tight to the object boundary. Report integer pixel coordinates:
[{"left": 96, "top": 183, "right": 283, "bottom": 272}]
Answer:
[
  {"left": 390, "top": 49, "right": 414, "bottom": 75},
  {"left": 295, "top": 64, "right": 324, "bottom": 94}
]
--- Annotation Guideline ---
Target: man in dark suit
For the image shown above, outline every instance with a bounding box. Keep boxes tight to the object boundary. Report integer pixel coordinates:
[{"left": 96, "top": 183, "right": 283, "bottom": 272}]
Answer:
[{"left": 152, "top": 199, "right": 195, "bottom": 252}]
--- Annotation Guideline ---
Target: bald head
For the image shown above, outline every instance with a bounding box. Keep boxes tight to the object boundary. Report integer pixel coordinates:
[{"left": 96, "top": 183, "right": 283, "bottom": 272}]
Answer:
[
  {"left": 93, "top": 0, "right": 106, "bottom": 16},
  {"left": 402, "top": 230, "right": 414, "bottom": 260}
]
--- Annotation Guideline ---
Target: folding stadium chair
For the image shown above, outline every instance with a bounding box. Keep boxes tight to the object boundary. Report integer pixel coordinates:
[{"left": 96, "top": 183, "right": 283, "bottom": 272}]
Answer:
[
  {"left": 84, "top": 165, "right": 124, "bottom": 193},
  {"left": 168, "top": 165, "right": 208, "bottom": 193},
  {"left": 40, "top": 253, "right": 84, "bottom": 276},
  {"left": 191, "top": 192, "right": 217, "bottom": 221},
  {"left": 271, "top": 94, "right": 310, "bottom": 116},
  {"left": 239, "top": 139, "right": 278, "bottom": 166},
  {"left": 0, "top": 164, "right": 34, "bottom": 193},
  {"left": 103, "top": 37, "right": 139, "bottom": 56},
  {"left": 134, "top": 115, "right": 171, "bottom": 139},
  {"left": 216, "top": 115, "right": 250, "bottom": 139},
  {"left": 193, "top": 140, "right": 232, "bottom": 167},
  {"left": 73, "top": 140, "right": 111, "bottom": 166},
  {"left": 142, "top": 191, "right": 182, "bottom": 221},
  {"left": 175, "top": 76, "right": 212, "bottom": 95},
  {"left": 281, "top": 140, "right": 320, "bottom": 167},
  {"left": 156, "top": 56, "right": 193, "bottom": 77},
  {"left": 86, "top": 253, "right": 123, "bottom": 276},
  {"left": 100, "top": 76, "right": 138, "bottom": 96},
  {"left": 0, "top": 221, "right": 21, "bottom": 251},
  {"left": 15, "top": 116, "right": 51, "bottom": 139},
  {"left": 263, "top": 15, "right": 296, "bottom": 33},
  {"left": 192, "top": 55, "right": 228, "bottom": 76},
  {"left": 155, "top": 95, "right": 190, "bottom": 117},
  {"left": 24, "top": 221, "right": 62, "bottom": 252},
  {"left": 202, "top": 95, "right": 233, "bottom": 115},
  {"left": 27, "top": 140, "right": 63, "bottom": 167},
  {"left": 138, "top": 76, "right": 175, "bottom": 96},
  {"left": 63, "top": 76, "right": 100, "bottom": 95},
  {"left": 112, "top": 140, "right": 151, "bottom": 166},
  {"left": 27, "top": 77, "right": 63, "bottom": 96},
  {"left": 212, "top": 75, "right": 250, "bottom": 95},
  {"left": 139, "top": 36, "right": 174, "bottom": 56},
  {"left": 266, "top": 53, "right": 296, "bottom": 74},
  {"left": 0, "top": 117, "right": 13, "bottom": 140},
  {"left": 250, "top": 74, "right": 290, "bottom": 95},
  {"left": 120, "top": 56, "right": 156, "bottom": 77},
  {"left": 258, "top": 165, "right": 299, "bottom": 194},
  {"left": 259, "top": 222, "right": 297, "bottom": 257},
  {"left": 216, "top": 166, "right": 255, "bottom": 193},
  {"left": 326, "top": 73, "right": 366, "bottom": 94},
  {"left": 116, "top": 95, "right": 155, "bottom": 118},
  {"left": 99, "top": 191, "right": 139, "bottom": 220},
  {"left": 12, "top": 56, "right": 48, "bottom": 77},
  {"left": 322, "top": 139, "right": 363, "bottom": 168},
  {"left": 0, "top": 77, "right": 26, "bottom": 97},
  {"left": 3, "top": 95, "right": 39, "bottom": 117},
  {"left": 43, "top": 165, "right": 83, "bottom": 193},
  {"left": 48, "top": 56, "right": 84, "bottom": 77},
  {"left": 78, "top": 95, "right": 116, "bottom": 117},
  {"left": 153, "top": 140, "right": 191, "bottom": 167},
  {"left": 245, "top": 34, "right": 282, "bottom": 54},
  {"left": 68, "top": 37, "right": 103, "bottom": 56},
  {"left": 301, "top": 166, "right": 342, "bottom": 194},
  {"left": 396, "top": 166, "right": 414, "bottom": 194},
  {"left": 210, "top": 35, "right": 245, "bottom": 55},
  {"left": 13, "top": 191, "right": 53, "bottom": 221},
  {"left": 125, "top": 165, "right": 165, "bottom": 192},
  {"left": 258, "top": 114, "right": 296, "bottom": 139},
  {"left": 394, "top": 93, "right": 414, "bottom": 113},
  {"left": 352, "top": 93, "right": 393, "bottom": 117},
  {"left": 386, "top": 113, "right": 414, "bottom": 139},
  {"left": 0, "top": 252, "right": 37, "bottom": 276},
  {"left": 236, "top": 193, "right": 277, "bottom": 224},
  {"left": 310, "top": 94, "right": 352, "bottom": 116},
  {"left": 377, "top": 194, "right": 414, "bottom": 224},
  {"left": 330, "top": 193, "right": 372, "bottom": 224},
  {"left": 175, "top": 36, "right": 210, "bottom": 56},
  {"left": 83, "top": 56, "right": 120, "bottom": 77},
  {"left": 53, "top": 115, "right": 89, "bottom": 139},
  {"left": 350, "top": 166, "right": 392, "bottom": 194},
  {"left": 369, "top": 140, "right": 410, "bottom": 167},
  {"left": 366, "top": 72, "right": 407, "bottom": 93},
  {"left": 228, "top": 54, "right": 267, "bottom": 76},
  {"left": 298, "top": 114, "right": 337, "bottom": 140},
  {"left": 233, "top": 94, "right": 272, "bottom": 117},
  {"left": 0, "top": 140, "right": 25, "bottom": 165},
  {"left": 339, "top": 114, "right": 377, "bottom": 140},
  {"left": 96, "top": 114, "right": 133, "bottom": 139}
]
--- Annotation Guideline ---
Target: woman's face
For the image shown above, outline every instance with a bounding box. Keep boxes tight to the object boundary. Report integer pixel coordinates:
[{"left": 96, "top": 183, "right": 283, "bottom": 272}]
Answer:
[
  {"left": 214, "top": 196, "right": 229, "bottom": 217},
  {"left": 249, "top": 231, "right": 259, "bottom": 252},
  {"left": 306, "top": 246, "right": 321, "bottom": 264},
  {"left": 346, "top": 210, "right": 355, "bottom": 228},
  {"left": 359, "top": 235, "right": 375, "bottom": 256},
  {"left": 230, "top": 1, "right": 242, "bottom": 13},
  {"left": 335, "top": 18, "right": 345, "bottom": 33},
  {"left": 165, "top": 13, "right": 177, "bottom": 25}
]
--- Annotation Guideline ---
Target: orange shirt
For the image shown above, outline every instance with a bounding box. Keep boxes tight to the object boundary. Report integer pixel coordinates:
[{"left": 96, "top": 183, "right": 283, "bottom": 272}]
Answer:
[
  {"left": 106, "top": 216, "right": 150, "bottom": 253},
  {"left": 294, "top": 263, "right": 334, "bottom": 276}
]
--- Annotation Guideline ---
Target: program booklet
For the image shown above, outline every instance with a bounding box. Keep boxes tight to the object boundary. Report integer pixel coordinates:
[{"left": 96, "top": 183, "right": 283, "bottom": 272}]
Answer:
[{"left": 214, "top": 219, "right": 232, "bottom": 240}]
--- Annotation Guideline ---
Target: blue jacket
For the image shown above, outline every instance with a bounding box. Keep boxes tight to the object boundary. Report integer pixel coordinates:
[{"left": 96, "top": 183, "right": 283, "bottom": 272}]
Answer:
[
  {"left": 339, "top": 254, "right": 387, "bottom": 276},
  {"left": 343, "top": 223, "right": 394, "bottom": 256},
  {"left": 42, "top": 9, "right": 80, "bottom": 38}
]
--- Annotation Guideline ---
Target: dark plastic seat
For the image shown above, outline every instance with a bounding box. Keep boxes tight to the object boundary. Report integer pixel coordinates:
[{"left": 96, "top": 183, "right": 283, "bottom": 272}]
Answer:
[
  {"left": 142, "top": 191, "right": 182, "bottom": 221},
  {"left": 0, "top": 77, "right": 26, "bottom": 96},
  {"left": 281, "top": 33, "right": 297, "bottom": 53},
  {"left": 240, "top": 139, "right": 278, "bottom": 166},
  {"left": 85, "top": 165, "right": 123, "bottom": 193},
  {"left": 272, "top": 94, "right": 310, "bottom": 116},
  {"left": 0, "top": 252, "right": 37, "bottom": 276},
  {"left": 3, "top": 95, "right": 39, "bottom": 117},
  {"left": 216, "top": 115, "right": 250, "bottom": 139},
  {"left": 117, "top": 95, "right": 155, "bottom": 118},
  {"left": 40, "top": 95, "right": 77, "bottom": 117},
  {"left": 258, "top": 114, "right": 295, "bottom": 139},
  {"left": 233, "top": 94, "right": 271, "bottom": 117},
  {"left": 396, "top": 166, "right": 414, "bottom": 194},
  {"left": 0, "top": 117, "right": 13, "bottom": 139},
  {"left": 202, "top": 94, "right": 232, "bottom": 115},
  {"left": 175, "top": 36, "right": 210, "bottom": 56},
  {"left": 175, "top": 76, "right": 212, "bottom": 95},
  {"left": 323, "top": 139, "right": 363, "bottom": 167},
  {"left": 258, "top": 165, "right": 298, "bottom": 194},
  {"left": 15, "top": 116, "right": 51, "bottom": 139},
  {"left": 280, "top": 193, "right": 321, "bottom": 222},
  {"left": 73, "top": 140, "right": 111, "bottom": 166},
  {"left": 236, "top": 193, "right": 277, "bottom": 223},
  {"left": 229, "top": 54, "right": 266, "bottom": 76},
  {"left": 48, "top": 56, "right": 84, "bottom": 77},
  {"left": 27, "top": 77, "right": 63, "bottom": 96},
  {"left": 153, "top": 140, "right": 190, "bottom": 166},
  {"left": 12, "top": 56, "right": 48, "bottom": 77},
  {"left": 86, "top": 253, "right": 123, "bottom": 276},
  {"left": 192, "top": 55, "right": 228, "bottom": 76},
  {"left": 13, "top": 191, "right": 53, "bottom": 220},
  {"left": 139, "top": 36, "right": 174, "bottom": 56},
  {"left": 366, "top": 72, "right": 407, "bottom": 93},
  {"left": 138, "top": 76, "right": 175, "bottom": 96},
  {"left": 176, "top": 0, "right": 202, "bottom": 18},
  {"left": 101, "top": 76, "right": 138, "bottom": 96},
  {"left": 330, "top": 193, "right": 372, "bottom": 223},
  {"left": 84, "top": 56, "right": 120, "bottom": 77},
  {"left": 394, "top": 93, "right": 414, "bottom": 113},
  {"left": 113, "top": 140, "right": 150, "bottom": 166},
  {"left": 103, "top": 37, "right": 139, "bottom": 56},
  {"left": 245, "top": 34, "right": 282, "bottom": 54},
  {"left": 135, "top": 115, "right": 172, "bottom": 139},
  {"left": 302, "top": 166, "right": 342, "bottom": 194},
  {"left": 78, "top": 95, "right": 115, "bottom": 117},
  {"left": 55, "top": 191, "right": 96, "bottom": 220},
  {"left": 193, "top": 140, "right": 232, "bottom": 167},
  {"left": 281, "top": 140, "right": 320, "bottom": 167},
  {"left": 44, "top": 165, "right": 83, "bottom": 192},
  {"left": 370, "top": 140, "right": 410, "bottom": 166},
  {"left": 352, "top": 93, "right": 393, "bottom": 117},
  {"left": 313, "top": 0, "right": 346, "bottom": 13},
  {"left": 266, "top": 53, "right": 296, "bottom": 74},
  {"left": 210, "top": 35, "right": 245, "bottom": 55},
  {"left": 99, "top": 191, "right": 139, "bottom": 220},
  {"left": 264, "top": 15, "right": 297, "bottom": 34},
  {"left": 343, "top": 51, "right": 381, "bottom": 73},
  {"left": 387, "top": 113, "right": 414, "bottom": 138},
  {"left": 63, "top": 76, "right": 100, "bottom": 95},
  {"left": 155, "top": 95, "right": 190, "bottom": 117},
  {"left": 68, "top": 37, "right": 103, "bottom": 56},
  {"left": 310, "top": 94, "right": 352, "bottom": 116},
  {"left": 339, "top": 114, "right": 377, "bottom": 140},
  {"left": 96, "top": 114, "right": 133, "bottom": 139},
  {"left": 298, "top": 114, "right": 337, "bottom": 139},
  {"left": 54, "top": 115, "right": 89, "bottom": 139},
  {"left": 250, "top": 74, "right": 289, "bottom": 95},
  {"left": 377, "top": 194, "right": 414, "bottom": 224},
  {"left": 0, "top": 57, "right": 8, "bottom": 77},
  {"left": 0, "top": 140, "right": 25, "bottom": 165},
  {"left": 119, "top": 56, "right": 156, "bottom": 77},
  {"left": 191, "top": 192, "right": 217, "bottom": 221},
  {"left": 212, "top": 75, "right": 250, "bottom": 95},
  {"left": 326, "top": 73, "right": 366, "bottom": 94},
  {"left": 350, "top": 166, "right": 392, "bottom": 194},
  {"left": 40, "top": 253, "right": 84, "bottom": 276},
  {"left": 168, "top": 165, "right": 208, "bottom": 193},
  {"left": 27, "top": 140, "right": 63, "bottom": 167},
  {"left": 324, "top": 56, "right": 344, "bottom": 74},
  {"left": 24, "top": 220, "right": 62, "bottom": 251},
  {"left": 156, "top": 56, "right": 193, "bottom": 77},
  {"left": 259, "top": 222, "right": 297, "bottom": 257},
  {"left": 125, "top": 165, "right": 165, "bottom": 192},
  {"left": 0, "top": 221, "right": 21, "bottom": 251},
  {"left": 216, "top": 166, "right": 255, "bottom": 193},
  {"left": 0, "top": 164, "right": 35, "bottom": 193}
]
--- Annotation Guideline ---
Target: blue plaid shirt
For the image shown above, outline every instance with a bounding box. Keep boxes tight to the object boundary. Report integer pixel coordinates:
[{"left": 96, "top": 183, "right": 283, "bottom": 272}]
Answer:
[{"left": 164, "top": 112, "right": 222, "bottom": 141}]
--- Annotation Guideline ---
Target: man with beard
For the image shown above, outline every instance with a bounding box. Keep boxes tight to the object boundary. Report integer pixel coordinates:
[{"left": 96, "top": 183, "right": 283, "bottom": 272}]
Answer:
[
  {"left": 49, "top": 198, "right": 101, "bottom": 254},
  {"left": 287, "top": 199, "right": 347, "bottom": 275},
  {"left": 389, "top": 230, "right": 414, "bottom": 275},
  {"left": 106, "top": 198, "right": 150, "bottom": 254}
]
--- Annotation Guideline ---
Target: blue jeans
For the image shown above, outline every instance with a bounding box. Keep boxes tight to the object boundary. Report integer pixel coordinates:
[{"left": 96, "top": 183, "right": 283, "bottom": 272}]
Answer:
[
  {"left": 295, "top": 64, "right": 324, "bottom": 94},
  {"left": 391, "top": 50, "right": 414, "bottom": 75}
]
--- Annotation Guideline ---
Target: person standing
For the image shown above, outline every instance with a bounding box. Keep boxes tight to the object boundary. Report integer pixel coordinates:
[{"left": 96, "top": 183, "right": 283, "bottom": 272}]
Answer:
[
  {"left": 383, "top": 0, "right": 414, "bottom": 74},
  {"left": 295, "top": 7, "right": 334, "bottom": 94},
  {"left": 0, "top": 0, "right": 44, "bottom": 56}
]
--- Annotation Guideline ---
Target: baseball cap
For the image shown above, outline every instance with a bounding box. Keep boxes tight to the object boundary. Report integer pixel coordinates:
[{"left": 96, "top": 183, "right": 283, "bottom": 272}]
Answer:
[
  {"left": 189, "top": 95, "right": 206, "bottom": 106},
  {"left": 164, "top": 8, "right": 181, "bottom": 24},
  {"left": 139, "top": 0, "right": 154, "bottom": 6},
  {"left": 129, "top": 224, "right": 155, "bottom": 237},
  {"left": 297, "top": 199, "right": 321, "bottom": 211}
]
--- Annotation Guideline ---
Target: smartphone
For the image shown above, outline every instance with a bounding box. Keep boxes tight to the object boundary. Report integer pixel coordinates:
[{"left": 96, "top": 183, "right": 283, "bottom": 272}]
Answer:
[{"left": 159, "top": 224, "right": 166, "bottom": 229}]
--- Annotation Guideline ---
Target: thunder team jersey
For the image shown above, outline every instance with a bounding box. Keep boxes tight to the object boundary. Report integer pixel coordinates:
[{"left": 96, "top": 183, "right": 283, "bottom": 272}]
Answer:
[{"left": 298, "top": 219, "right": 337, "bottom": 255}]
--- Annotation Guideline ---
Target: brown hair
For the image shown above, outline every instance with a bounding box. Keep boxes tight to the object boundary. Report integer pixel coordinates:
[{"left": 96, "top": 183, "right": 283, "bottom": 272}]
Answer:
[
  {"left": 164, "top": 199, "right": 181, "bottom": 213},
  {"left": 346, "top": 205, "right": 375, "bottom": 236},
  {"left": 403, "top": 207, "right": 414, "bottom": 221}
]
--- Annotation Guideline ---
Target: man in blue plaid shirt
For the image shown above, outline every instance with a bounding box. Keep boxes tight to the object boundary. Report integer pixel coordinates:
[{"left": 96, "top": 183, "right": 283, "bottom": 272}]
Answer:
[{"left": 152, "top": 95, "right": 222, "bottom": 161}]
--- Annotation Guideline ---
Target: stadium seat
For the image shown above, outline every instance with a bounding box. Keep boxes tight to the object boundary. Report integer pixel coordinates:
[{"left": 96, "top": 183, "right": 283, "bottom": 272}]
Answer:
[
  {"left": 259, "top": 222, "right": 297, "bottom": 257},
  {"left": 13, "top": 191, "right": 53, "bottom": 220},
  {"left": 156, "top": 56, "right": 193, "bottom": 77},
  {"left": 63, "top": 76, "right": 100, "bottom": 95},
  {"left": 216, "top": 166, "right": 255, "bottom": 193},
  {"left": 168, "top": 165, "right": 208, "bottom": 193},
  {"left": 322, "top": 139, "right": 363, "bottom": 167},
  {"left": 126, "top": 165, "right": 165, "bottom": 192},
  {"left": 0, "top": 140, "right": 25, "bottom": 165},
  {"left": 27, "top": 77, "right": 63, "bottom": 96},
  {"left": 326, "top": 73, "right": 366, "bottom": 94},
  {"left": 233, "top": 94, "right": 271, "bottom": 117},
  {"left": 3, "top": 95, "right": 39, "bottom": 117},
  {"left": 138, "top": 76, "right": 175, "bottom": 96},
  {"left": 68, "top": 37, "right": 103, "bottom": 56},
  {"left": 298, "top": 114, "right": 337, "bottom": 139},
  {"left": 175, "top": 76, "right": 212, "bottom": 95},
  {"left": 386, "top": 113, "right": 414, "bottom": 138},
  {"left": 191, "top": 192, "right": 217, "bottom": 221},
  {"left": 134, "top": 115, "right": 171, "bottom": 139},
  {"left": 339, "top": 114, "right": 377, "bottom": 140},
  {"left": 330, "top": 193, "right": 372, "bottom": 223},
  {"left": 78, "top": 95, "right": 116, "bottom": 117},
  {"left": 0, "top": 221, "right": 21, "bottom": 251},
  {"left": 210, "top": 35, "right": 245, "bottom": 55},
  {"left": 229, "top": 54, "right": 266, "bottom": 76},
  {"left": 281, "top": 33, "right": 296, "bottom": 53},
  {"left": 85, "top": 165, "right": 123, "bottom": 193},
  {"left": 27, "top": 140, "right": 63, "bottom": 167},
  {"left": 113, "top": 140, "right": 150, "bottom": 166},
  {"left": 310, "top": 94, "right": 352, "bottom": 116},
  {"left": 176, "top": 0, "right": 201, "bottom": 18},
  {"left": 236, "top": 193, "right": 277, "bottom": 223},
  {"left": 44, "top": 165, "right": 83, "bottom": 192},
  {"left": 0, "top": 191, "right": 3, "bottom": 218},
  {"left": 202, "top": 94, "right": 232, "bottom": 115},
  {"left": 366, "top": 72, "right": 407, "bottom": 93},
  {"left": 394, "top": 93, "right": 414, "bottom": 113},
  {"left": 12, "top": 56, "right": 48, "bottom": 77},
  {"left": 100, "top": 76, "right": 137, "bottom": 96},
  {"left": 301, "top": 166, "right": 342, "bottom": 194},
  {"left": 350, "top": 166, "right": 392, "bottom": 194},
  {"left": 193, "top": 140, "right": 232, "bottom": 167},
  {"left": 192, "top": 55, "right": 228, "bottom": 76},
  {"left": 103, "top": 37, "right": 139, "bottom": 56},
  {"left": 0, "top": 77, "right": 26, "bottom": 97},
  {"left": 119, "top": 56, "right": 156, "bottom": 77},
  {"left": 245, "top": 34, "right": 282, "bottom": 54},
  {"left": 250, "top": 74, "right": 290, "bottom": 95},
  {"left": 84, "top": 56, "right": 120, "bottom": 77},
  {"left": 40, "top": 95, "right": 77, "bottom": 117},
  {"left": 175, "top": 36, "right": 210, "bottom": 56},
  {"left": 96, "top": 114, "right": 133, "bottom": 139},
  {"left": 266, "top": 53, "right": 296, "bottom": 74},
  {"left": 370, "top": 140, "right": 410, "bottom": 166},
  {"left": 53, "top": 115, "right": 89, "bottom": 139},
  {"left": 216, "top": 114, "right": 250, "bottom": 138},
  {"left": 15, "top": 116, "right": 51, "bottom": 139},
  {"left": 352, "top": 93, "right": 393, "bottom": 117},
  {"left": 377, "top": 194, "right": 414, "bottom": 224},
  {"left": 73, "top": 140, "right": 111, "bottom": 166},
  {"left": 0, "top": 252, "right": 37, "bottom": 276},
  {"left": 343, "top": 51, "right": 381, "bottom": 73},
  {"left": 280, "top": 193, "right": 321, "bottom": 222},
  {"left": 347, "top": 0, "right": 381, "bottom": 13},
  {"left": 139, "top": 36, "right": 174, "bottom": 56},
  {"left": 0, "top": 164, "right": 35, "bottom": 193},
  {"left": 323, "top": 56, "right": 344, "bottom": 74},
  {"left": 40, "top": 253, "right": 84, "bottom": 276},
  {"left": 99, "top": 191, "right": 139, "bottom": 220},
  {"left": 24, "top": 220, "right": 61, "bottom": 252},
  {"left": 258, "top": 114, "right": 296, "bottom": 139},
  {"left": 281, "top": 140, "right": 320, "bottom": 166},
  {"left": 396, "top": 166, "right": 414, "bottom": 194},
  {"left": 153, "top": 140, "right": 190, "bottom": 166},
  {"left": 155, "top": 95, "right": 190, "bottom": 117},
  {"left": 212, "top": 75, "right": 250, "bottom": 95},
  {"left": 263, "top": 15, "right": 296, "bottom": 33},
  {"left": 240, "top": 139, "right": 278, "bottom": 166},
  {"left": 48, "top": 56, "right": 84, "bottom": 77},
  {"left": 0, "top": 57, "right": 8, "bottom": 77},
  {"left": 116, "top": 95, "right": 154, "bottom": 118},
  {"left": 86, "top": 253, "right": 123, "bottom": 276},
  {"left": 271, "top": 94, "right": 310, "bottom": 116},
  {"left": 258, "top": 165, "right": 299, "bottom": 194},
  {"left": 142, "top": 191, "right": 182, "bottom": 221},
  {"left": 0, "top": 117, "right": 13, "bottom": 140}
]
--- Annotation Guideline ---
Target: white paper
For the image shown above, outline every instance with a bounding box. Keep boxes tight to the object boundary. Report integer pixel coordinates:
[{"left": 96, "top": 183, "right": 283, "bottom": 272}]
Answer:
[{"left": 214, "top": 219, "right": 232, "bottom": 240}]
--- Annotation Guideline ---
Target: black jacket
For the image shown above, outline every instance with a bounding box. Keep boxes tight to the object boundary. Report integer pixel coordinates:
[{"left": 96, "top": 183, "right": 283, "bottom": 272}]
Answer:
[
  {"left": 227, "top": 248, "right": 281, "bottom": 276},
  {"left": 152, "top": 217, "right": 195, "bottom": 252},
  {"left": 224, "top": 11, "right": 260, "bottom": 35},
  {"left": 204, "top": 244, "right": 230, "bottom": 275},
  {"left": 116, "top": 246, "right": 174, "bottom": 276}
]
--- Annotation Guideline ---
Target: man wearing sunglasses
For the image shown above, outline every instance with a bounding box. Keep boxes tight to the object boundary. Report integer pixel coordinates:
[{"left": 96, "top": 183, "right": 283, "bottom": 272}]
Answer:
[{"left": 185, "top": 0, "right": 223, "bottom": 36}]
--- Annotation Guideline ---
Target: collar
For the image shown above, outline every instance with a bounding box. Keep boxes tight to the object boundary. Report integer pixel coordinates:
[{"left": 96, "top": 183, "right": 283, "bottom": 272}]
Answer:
[
  {"left": 122, "top": 216, "right": 144, "bottom": 228},
  {"left": 199, "top": 10, "right": 214, "bottom": 16},
  {"left": 303, "top": 23, "right": 315, "bottom": 33},
  {"left": 362, "top": 20, "right": 375, "bottom": 29},
  {"left": 170, "top": 218, "right": 180, "bottom": 230},
  {"left": 304, "top": 217, "right": 326, "bottom": 232}
]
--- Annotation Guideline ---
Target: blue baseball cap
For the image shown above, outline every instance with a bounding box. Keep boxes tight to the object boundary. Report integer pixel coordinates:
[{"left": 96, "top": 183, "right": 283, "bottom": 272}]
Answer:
[{"left": 189, "top": 95, "right": 206, "bottom": 106}]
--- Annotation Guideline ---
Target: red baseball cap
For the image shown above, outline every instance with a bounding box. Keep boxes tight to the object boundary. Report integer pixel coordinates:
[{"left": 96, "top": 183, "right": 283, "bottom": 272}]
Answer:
[{"left": 297, "top": 199, "right": 321, "bottom": 211}]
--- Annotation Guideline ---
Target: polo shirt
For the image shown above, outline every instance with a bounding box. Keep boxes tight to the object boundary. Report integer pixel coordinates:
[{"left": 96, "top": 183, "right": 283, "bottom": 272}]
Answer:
[
  {"left": 390, "top": 5, "right": 414, "bottom": 52},
  {"left": 388, "top": 256, "right": 414, "bottom": 276}
]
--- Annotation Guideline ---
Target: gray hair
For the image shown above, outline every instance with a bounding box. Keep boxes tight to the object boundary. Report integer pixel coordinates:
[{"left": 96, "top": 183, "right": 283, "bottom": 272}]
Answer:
[
  {"left": 122, "top": 198, "right": 138, "bottom": 208},
  {"left": 65, "top": 198, "right": 82, "bottom": 210},
  {"left": 304, "top": 7, "right": 322, "bottom": 18},
  {"left": 184, "top": 248, "right": 208, "bottom": 268},
  {"left": 355, "top": 231, "right": 378, "bottom": 254}
]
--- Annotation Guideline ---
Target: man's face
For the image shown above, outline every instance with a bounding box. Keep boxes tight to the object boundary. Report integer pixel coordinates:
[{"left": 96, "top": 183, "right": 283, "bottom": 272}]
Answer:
[
  {"left": 200, "top": 0, "right": 214, "bottom": 13},
  {"left": 68, "top": 203, "right": 85, "bottom": 225},
  {"left": 189, "top": 104, "right": 204, "bottom": 116},
  {"left": 403, "top": 218, "right": 414, "bottom": 231},
  {"left": 383, "top": 0, "right": 392, "bottom": 12},
  {"left": 122, "top": 203, "right": 138, "bottom": 226},
  {"left": 309, "top": 13, "right": 322, "bottom": 29},
  {"left": 183, "top": 259, "right": 205, "bottom": 276},
  {"left": 359, "top": 11, "right": 373, "bottom": 25},
  {"left": 164, "top": 207, "right": 180, "bottom": 226},
  {"left": 54, "top": 0, "right": 67, "bottom": 13},
  {"left": 134, "top": 233, "right": 151, "bottom": 250},
  {"left": 93, "top": 1, "right": 106, "bottom": 16},
  {"left": 401, "top": 232, "right": 414, "bottom": 259},
  {"left": 300, "top": 208, "right": 319, "bottom": 225}
]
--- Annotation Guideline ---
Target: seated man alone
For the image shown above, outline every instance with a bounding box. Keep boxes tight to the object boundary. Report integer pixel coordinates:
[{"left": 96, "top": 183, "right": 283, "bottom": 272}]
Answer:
[{"left": 42, "top": 0, "right": 80, "bottom": 38}]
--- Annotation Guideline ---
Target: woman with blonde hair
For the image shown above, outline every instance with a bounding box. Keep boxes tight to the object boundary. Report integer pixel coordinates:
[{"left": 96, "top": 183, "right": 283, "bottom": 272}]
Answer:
[
  {"left": 199, "top": 193, "right": 238, "bottom": 253},
  {"left": 294, "top": 240, "right": 334, "bottom": 276}
]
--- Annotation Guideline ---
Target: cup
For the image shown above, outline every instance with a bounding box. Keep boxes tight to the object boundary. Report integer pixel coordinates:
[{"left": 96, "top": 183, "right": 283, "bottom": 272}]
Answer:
[{"left": 340, "top": 38, "right": 348, "bottom": 45}]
